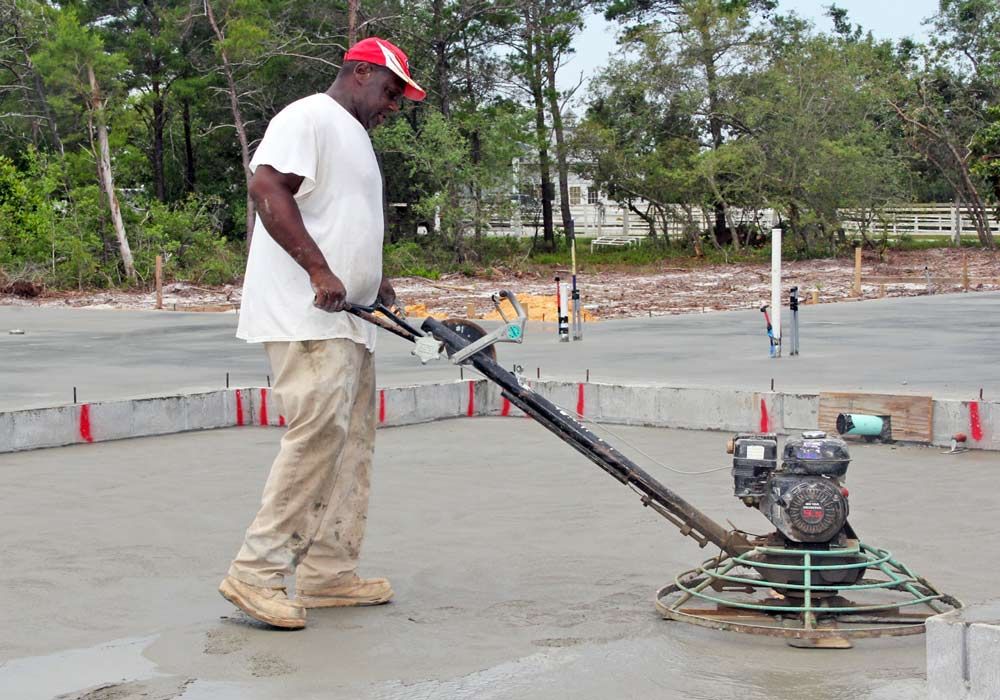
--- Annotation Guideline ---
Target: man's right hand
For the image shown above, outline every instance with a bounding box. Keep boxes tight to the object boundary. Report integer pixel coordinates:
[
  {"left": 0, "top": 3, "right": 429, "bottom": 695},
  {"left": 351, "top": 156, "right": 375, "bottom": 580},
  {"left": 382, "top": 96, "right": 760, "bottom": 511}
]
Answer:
[
  {"left": 249, "top": 166, "right": 343, "bottom": 312},
  {"left": 310, "top": 267, "right": 348, "bottom": 312}
]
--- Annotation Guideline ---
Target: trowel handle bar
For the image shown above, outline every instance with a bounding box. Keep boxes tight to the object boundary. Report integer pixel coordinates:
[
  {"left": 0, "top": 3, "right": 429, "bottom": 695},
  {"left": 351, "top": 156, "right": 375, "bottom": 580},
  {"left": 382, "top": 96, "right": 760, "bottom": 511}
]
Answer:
[{"left": 345, "top": 303, "right": 422, "bottom": 342}]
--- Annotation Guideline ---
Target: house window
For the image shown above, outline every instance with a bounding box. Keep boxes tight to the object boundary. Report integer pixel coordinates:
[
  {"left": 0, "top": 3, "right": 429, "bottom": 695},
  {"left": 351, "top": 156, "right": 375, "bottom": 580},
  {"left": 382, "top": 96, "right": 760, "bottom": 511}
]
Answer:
[
  {"left": 570, "top": 186, "right": 582, "bottom": 205},
  {"left": 588, "top": 188, "right": 600, "bottom": 205}
]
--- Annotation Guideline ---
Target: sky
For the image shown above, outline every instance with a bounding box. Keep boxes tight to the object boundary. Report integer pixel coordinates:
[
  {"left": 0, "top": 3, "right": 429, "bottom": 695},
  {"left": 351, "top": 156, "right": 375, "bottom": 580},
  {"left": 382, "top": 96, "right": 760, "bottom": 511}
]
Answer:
[{"left": 559, "top": 0, "right": 941, "bottom": 93}]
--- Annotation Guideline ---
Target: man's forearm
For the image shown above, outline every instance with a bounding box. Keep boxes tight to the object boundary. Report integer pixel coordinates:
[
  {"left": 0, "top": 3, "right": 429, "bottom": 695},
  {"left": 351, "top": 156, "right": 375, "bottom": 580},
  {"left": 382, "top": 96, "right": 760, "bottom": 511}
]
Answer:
[
  {"left": 249, "top": 171, "right": 347, "bottom": 312},
  {"left": 251, "top": 179, "right": 329, "bottom": 276}
]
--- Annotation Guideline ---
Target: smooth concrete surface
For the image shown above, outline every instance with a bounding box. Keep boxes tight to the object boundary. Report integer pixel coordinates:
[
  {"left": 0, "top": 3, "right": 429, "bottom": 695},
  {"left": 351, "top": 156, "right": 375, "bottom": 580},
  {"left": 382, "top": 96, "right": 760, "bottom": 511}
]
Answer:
[
  {"left": 1, "top": 419, "right": 997, "bottom": 699},
  {"left": 2, "top": 291, "right": 999, "bottom": 411}
]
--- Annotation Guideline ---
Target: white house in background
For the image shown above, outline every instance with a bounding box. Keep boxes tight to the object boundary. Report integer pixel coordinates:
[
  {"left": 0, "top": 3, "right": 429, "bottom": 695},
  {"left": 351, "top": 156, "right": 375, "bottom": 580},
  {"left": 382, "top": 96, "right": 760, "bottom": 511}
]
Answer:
[{"left": 492, "top": 158, "right": 653, "bottom": 239}]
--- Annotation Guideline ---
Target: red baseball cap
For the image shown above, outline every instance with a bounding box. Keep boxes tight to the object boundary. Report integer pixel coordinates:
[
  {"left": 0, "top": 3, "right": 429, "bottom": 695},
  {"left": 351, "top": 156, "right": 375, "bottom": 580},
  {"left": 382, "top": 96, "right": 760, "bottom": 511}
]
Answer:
[{"left": 344, "top": 37, "right": 426, "bottom": 102}]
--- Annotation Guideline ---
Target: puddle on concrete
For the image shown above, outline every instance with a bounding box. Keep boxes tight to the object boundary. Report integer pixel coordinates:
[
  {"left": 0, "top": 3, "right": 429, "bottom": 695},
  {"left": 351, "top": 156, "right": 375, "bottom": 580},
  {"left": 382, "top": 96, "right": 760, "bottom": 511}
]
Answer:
[{"left": 0, "top": 636, "right": 160, "bottom": 700}]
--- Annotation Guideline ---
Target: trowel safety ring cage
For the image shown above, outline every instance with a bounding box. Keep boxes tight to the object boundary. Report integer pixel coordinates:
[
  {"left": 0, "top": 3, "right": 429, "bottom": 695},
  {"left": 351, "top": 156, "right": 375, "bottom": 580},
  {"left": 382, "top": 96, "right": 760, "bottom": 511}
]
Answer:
[{"left": 655, "top": 542, "right": 962, "bottom": 640}]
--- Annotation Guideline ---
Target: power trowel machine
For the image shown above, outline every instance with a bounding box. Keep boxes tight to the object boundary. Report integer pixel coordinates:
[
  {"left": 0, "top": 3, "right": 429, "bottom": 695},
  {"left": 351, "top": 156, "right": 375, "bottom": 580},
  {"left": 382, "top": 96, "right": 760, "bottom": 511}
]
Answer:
[{"left": 348, "top": 291, "right": 960, "bottom": 648}]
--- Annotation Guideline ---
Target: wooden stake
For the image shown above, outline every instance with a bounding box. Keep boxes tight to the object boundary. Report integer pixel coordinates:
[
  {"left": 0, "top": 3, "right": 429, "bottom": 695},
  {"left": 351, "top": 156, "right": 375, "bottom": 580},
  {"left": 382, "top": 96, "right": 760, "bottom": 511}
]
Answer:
[
  {"left": 852, "top": 246, "right": 862, "bottom": 297},
  {"left": 811, "top": 289, "right": 819, "bottom": 305},
  {"left": 155, "top": 254, "right": 163, "bottom": 309},
  {"left": 962, "top": 255, "right": 970, "bottom": 291},
  {"left": 878, "top": 284, "right": 886, "bottom": 298},
  {"left": 466, "top": 303, "right": 476, "bottom": 318}
]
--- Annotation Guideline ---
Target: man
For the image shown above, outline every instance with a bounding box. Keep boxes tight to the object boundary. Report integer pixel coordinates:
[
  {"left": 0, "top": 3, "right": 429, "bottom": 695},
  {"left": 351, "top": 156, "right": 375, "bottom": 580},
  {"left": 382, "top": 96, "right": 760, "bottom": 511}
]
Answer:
[{"left": 219, "top": 37, "right": 426, "bottom": 629}]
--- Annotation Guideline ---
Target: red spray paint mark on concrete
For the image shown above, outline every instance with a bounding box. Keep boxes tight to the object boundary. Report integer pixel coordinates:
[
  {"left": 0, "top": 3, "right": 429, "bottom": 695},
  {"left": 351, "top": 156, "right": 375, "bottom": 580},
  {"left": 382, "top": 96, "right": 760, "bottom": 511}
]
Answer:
[
  {"left": 279, "top": 415, "right": 286, "bottom": 427},
  {"left": 79, "top": 404, "right": 94, "bottom": 443},
  {"left": 259, "top": 388, "right": 269, "bottom": 426},
  {"left": 235, "top": 389, "right": 244, "bottom": 426},
  {"left": 577, "top": 383, "right": 586, "bottom": 417},
  {"left": 760, "top": 399, "right": 770, "bottom": 433},
  {"left": 379, "top": 390, "right": 386, "bottom": 424},
  {"left": 501, "top": 397, "right": 511, "bottom": 416},
  {"left": 467, "top": 381, "right": 476, "bottom": 416},
  {"left": 970, "top": 402, "right": 983, "bottom": 442}
]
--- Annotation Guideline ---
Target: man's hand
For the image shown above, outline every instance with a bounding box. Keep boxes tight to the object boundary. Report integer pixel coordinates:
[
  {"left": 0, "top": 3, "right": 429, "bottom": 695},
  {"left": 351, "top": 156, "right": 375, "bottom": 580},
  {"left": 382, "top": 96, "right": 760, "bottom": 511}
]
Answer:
[
  {"left": 311, "top": 267, "right": 348, "bottom": 312},
  {"left": 376, "top": 276, "right": 397, "bottom": 309}
]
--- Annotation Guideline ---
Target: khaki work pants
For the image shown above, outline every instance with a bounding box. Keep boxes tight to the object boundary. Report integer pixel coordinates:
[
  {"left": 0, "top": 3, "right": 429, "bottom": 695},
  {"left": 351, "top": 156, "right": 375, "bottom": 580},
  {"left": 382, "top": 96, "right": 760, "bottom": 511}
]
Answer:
[{"left": 228, "top": 338, "right": 376, "bottom": 591}]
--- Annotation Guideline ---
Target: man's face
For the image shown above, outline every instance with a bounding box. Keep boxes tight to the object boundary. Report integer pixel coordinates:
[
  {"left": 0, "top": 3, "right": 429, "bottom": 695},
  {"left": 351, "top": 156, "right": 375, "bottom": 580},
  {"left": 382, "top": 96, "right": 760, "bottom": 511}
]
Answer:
[{"left": 356, "top": 64, "right": 405, "bottom": 130}]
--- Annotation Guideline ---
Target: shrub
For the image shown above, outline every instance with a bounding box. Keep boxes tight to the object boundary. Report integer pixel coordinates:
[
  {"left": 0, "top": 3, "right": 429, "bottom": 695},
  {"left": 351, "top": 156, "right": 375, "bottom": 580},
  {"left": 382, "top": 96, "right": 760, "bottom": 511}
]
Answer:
[
  {"left": 0, "top": 151, "right": 60, "bottom": 272},
  {"left": 133, "top": 194, "right": 244, "bottom": 285}
]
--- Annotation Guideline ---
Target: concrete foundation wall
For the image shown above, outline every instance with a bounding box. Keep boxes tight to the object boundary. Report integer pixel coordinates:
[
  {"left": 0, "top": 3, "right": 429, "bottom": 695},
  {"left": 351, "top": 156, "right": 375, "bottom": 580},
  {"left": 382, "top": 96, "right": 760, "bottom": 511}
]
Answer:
[
  {"left": 933, "top": 398, "right": 998, "bottom": 451},
  {"left": 1, "top": 380, "right": 998, "bottom": 454},
  {"left": 927, "top": 601, "right": 1000, "bottom": 700}
]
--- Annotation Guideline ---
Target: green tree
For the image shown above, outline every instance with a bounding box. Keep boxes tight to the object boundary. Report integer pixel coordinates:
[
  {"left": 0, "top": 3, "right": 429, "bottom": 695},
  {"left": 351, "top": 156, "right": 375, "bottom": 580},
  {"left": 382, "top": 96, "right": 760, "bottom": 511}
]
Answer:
[
  {"left": 539, "top": 0, "right": 585, "bottom": 240},
  {"left": 194, "top": 0, "right": 353, "bottom": 242},
  {"left": 574, "top": 32, "right": 703, "bottom": 248},
  {"left": 971, "top": 105, "right": 1000, "bottom": 205},
  {"left": 33, "top": 8, "right": 136, "bottom": 280},
  {"left": 726, "top": 19, "right": 909, "bottom": 251},
  {"left": 375, "top": 102, "right": 526, "bottom": 257},
  {"left": 391, "top": 0, "right": 519, "bottom": 241},
  {"left": 0, "top": 0, "right": 64, "bottom": 155},
  {"left": 601, "top": 0, "right": 777, "bottom": 248},
  {"left": 80, "top": 0, "right": 192, "bottom": 202},
  {"left": 886, "top": 0, "right": 999, "bottom": 248}
]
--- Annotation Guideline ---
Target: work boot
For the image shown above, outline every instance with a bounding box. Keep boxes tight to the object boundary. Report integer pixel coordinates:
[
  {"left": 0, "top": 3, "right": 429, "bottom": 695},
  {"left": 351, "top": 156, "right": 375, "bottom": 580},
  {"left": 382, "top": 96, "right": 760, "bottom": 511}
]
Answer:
[
  {"left": 218, "top": 575, "right": 306, "bottom": 629},
  {"left": 296, "top": 575, "right": 394, "bottom": 608}
]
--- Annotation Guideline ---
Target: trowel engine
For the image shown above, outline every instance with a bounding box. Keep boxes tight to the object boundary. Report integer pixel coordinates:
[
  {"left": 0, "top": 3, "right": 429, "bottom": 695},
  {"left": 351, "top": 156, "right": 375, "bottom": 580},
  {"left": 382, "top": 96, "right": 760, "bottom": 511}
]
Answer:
[
  {"left": 729, "top": 431, "right": 864, "bottom": 593},
  {"left": 731, "top": 432, "right": 851, "bottom": 545}
]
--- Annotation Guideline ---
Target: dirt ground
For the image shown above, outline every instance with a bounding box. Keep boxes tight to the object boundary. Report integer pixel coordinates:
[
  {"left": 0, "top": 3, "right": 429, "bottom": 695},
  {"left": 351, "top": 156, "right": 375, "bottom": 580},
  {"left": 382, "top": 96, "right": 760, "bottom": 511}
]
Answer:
[{"left": 2, "top": 247, "right": 997, "bottom": 320}]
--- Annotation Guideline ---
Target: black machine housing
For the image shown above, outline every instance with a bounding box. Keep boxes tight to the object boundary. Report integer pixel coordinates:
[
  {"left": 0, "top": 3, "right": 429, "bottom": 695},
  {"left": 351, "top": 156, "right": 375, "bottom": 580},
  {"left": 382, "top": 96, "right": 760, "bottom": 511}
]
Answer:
[
  {"left": 730, "top": 431, "right": 861, "bottom": 593},
  {"left": 732, "top": 431, "right": 851, "bottom": 545}
]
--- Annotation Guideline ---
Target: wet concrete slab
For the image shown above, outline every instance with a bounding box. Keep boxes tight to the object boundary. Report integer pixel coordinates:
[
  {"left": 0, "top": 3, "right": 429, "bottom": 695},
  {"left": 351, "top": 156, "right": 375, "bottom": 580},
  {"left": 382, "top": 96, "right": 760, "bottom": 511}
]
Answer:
[
  {"left": 2, "top": 418, "right": 996, "bottom": 699},
  {"left": 2, "top": 291, "right": 999, "bottom": 411}
]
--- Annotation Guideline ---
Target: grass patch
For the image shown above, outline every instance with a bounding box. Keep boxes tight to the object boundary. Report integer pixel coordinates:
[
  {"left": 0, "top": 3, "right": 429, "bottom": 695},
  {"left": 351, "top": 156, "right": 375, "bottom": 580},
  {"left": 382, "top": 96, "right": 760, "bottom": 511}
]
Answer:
[{"left": 890, "top": 235, "right": 984, "bottom": 251}]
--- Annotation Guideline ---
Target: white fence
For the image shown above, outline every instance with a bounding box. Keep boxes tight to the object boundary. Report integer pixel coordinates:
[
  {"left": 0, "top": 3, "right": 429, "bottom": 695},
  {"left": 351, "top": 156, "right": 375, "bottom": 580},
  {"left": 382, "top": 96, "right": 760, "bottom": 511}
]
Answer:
[
  {"left": 841, "top": 204, "right": 1000, "bottom": 240},
  {"left": 489, "top": 203, "right": 997, "bottom": 242},
  {"left": 490, "top": 202, "right": 650, "bottom": 239}
]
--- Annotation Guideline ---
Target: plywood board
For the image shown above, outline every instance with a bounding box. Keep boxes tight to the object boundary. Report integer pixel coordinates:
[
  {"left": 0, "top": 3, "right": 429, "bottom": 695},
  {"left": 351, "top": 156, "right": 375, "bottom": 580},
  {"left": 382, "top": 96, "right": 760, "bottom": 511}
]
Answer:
[{"left": 817, "top": 392, "right": 934, "bottom": 443}]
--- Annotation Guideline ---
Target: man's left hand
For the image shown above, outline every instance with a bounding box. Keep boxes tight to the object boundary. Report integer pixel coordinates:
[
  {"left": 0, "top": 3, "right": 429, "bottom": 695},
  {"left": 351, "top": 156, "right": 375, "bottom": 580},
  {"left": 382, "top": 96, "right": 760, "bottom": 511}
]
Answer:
[{"left": 377, "top": 276, "right": 397, "bottom": 309}]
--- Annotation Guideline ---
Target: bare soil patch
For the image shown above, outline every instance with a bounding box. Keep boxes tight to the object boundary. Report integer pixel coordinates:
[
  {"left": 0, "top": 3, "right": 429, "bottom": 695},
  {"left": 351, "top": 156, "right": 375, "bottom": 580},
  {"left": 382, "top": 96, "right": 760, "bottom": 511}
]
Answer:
[{"left": 2, "top": 248, "right": 997, "bottom": 320}]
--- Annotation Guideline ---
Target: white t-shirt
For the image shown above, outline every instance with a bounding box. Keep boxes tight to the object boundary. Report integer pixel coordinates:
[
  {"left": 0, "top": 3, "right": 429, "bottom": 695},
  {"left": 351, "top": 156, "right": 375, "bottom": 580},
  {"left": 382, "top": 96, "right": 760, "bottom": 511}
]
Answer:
[{"left": 236, "top": 93, "right": 383, "bottom": 350}]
